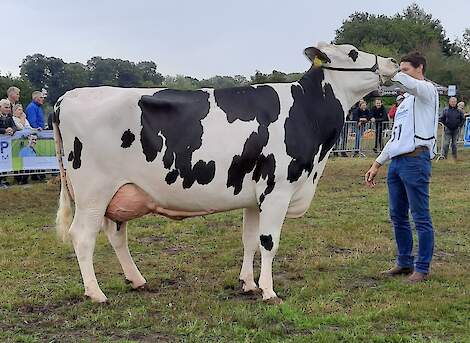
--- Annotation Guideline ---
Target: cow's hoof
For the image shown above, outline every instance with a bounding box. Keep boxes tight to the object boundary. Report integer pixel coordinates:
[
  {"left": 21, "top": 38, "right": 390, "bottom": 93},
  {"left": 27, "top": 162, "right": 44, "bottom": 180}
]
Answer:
[
  {"left": 244, "top": 288, "right": 263, "bottom": 296},
  {"left": 84, "top": 293, "right": 108, "bottom": 304},
  {"left": 130, "top": 283, "right": 149, "bottom": 292},
  {"left": 239, "top": 279, "right": 260, "bottom": 294},
  {"left": 263, "top": 297, "right": 283, "bottom": 305},
  {"left": 125, "top": 278, "right": 147, "bottom": 290}
]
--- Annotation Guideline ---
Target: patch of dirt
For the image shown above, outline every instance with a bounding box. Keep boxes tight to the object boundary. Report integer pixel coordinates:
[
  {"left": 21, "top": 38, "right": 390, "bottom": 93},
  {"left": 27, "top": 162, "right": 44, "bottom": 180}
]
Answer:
[
  {"left": 327, "top": 244, "right": 354, "bottom": 255},
  {"left": 346, "top": 276, "right": 380, "bottom": 289},
  {"left": 137, "top": 235, "right": 167, "bottom": 245}
]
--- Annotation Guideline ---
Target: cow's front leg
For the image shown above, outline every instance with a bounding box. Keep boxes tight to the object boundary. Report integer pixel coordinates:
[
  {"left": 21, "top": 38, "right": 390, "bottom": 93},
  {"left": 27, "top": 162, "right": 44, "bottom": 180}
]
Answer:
[
  {"left": 239, "top": 207, "right": 260, "bottom": 293},
  {"left": 258, "top": 197, "right": 289, "bottom": 304},
  {"left": 103, "top": 218, "right": 146, "bottom": 290},
  {"left": 69, "top": 208, "right": 108, "bottom": 303}
]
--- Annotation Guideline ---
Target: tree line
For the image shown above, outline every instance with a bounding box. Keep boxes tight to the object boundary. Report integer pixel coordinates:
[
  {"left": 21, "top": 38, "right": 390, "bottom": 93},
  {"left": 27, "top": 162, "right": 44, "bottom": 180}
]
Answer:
[{"left": 1, "top": 3, "right": 470, "bottom": 106}]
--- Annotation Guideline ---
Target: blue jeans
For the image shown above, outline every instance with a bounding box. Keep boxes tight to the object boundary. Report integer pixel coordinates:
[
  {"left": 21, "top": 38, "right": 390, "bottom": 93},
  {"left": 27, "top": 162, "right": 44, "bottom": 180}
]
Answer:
[
  {"left": 387, "top": 150, "right": 434, "bottom": 273},
  {"left": 355, "top": 125, "right": 364, "bottom": 151}
]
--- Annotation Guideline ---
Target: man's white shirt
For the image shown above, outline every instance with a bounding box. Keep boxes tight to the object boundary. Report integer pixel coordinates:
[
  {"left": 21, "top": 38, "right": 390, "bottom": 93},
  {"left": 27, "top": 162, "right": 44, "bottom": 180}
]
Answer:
[{"left": 376, "top": 72, "right": 439, "bottom": 165}]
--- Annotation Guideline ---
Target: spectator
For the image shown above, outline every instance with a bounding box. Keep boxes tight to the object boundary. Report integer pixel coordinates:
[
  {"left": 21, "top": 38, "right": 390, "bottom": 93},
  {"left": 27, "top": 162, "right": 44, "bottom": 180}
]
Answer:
[
  {"left": 440, "top": 96, "right": 465, "bottom": 161},
  {"left": 12, "top": 104, "right": 33, "bottom": 130},
  {"left": 0, "top": 98, "right": 16, "bottom": 188},
  {"left": 351, "top": 100, "right": 370, "bottom": 156},
  {"left": 387, "top": 95, "right": 404, "bottom": 121},
  {"left": 371, "top": 98, "right": 388, "bottom": 153},
  {"left": 6, "top": 86, "right": 20, "bottom": 112},
  {"left": 0, "top": 99, "right": 16, "bottom": 135},
  {"left": 25, "top": 91, "right": 46, "bottom": 129}
]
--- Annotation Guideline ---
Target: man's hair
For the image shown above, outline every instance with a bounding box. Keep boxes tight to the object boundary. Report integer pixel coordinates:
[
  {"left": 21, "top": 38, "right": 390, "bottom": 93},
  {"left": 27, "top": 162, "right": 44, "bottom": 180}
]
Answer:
[
  {"left": 7, "top": 86, "right": 20, "bottom": 96},
  {"left": 400, "top": 52, "right": 427, "bottom": 74},
  {"left": 32, "top": 91, "right": 43, "bottom": 100},
  {"left": 0, "top": 98, "right": 11, "bottom": 107}
]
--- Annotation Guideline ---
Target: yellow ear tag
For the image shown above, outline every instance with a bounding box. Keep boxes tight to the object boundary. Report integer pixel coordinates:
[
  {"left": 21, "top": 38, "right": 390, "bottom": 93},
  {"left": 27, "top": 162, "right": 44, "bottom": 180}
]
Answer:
[{"left": 313, "top": 56, "right": 323, "bottom": 67}]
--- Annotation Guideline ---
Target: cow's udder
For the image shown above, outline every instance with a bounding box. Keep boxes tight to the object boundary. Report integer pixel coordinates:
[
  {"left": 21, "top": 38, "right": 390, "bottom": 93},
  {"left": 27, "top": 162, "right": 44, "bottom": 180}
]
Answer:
[{"left": 105, "top": 183, "right": 214, "bottom": 222}]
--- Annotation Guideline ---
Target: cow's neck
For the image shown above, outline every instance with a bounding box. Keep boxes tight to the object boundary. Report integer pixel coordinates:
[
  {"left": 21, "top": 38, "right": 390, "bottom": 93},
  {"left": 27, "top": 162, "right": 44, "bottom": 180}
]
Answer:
[{"left": 301, "top": 67, "right": 379, "bottom": 119}]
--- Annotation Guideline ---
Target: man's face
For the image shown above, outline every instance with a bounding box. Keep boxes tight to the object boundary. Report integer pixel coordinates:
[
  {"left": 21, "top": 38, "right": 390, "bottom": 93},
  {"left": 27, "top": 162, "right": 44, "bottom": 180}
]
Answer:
[
  {"left": 360, "top": 102, "right": 367, "bottom": 110},
  {"left": 35, "top": 96, "right": 45, "bottom": 105},
  {"left": 9, "top": 91, "right": 20, "bottom": 102},
  {"left": 399, "top": 61, "right": 423, "bottom": 80},
  {"left": 449, "top": 97, "right": 457, "bottom": 108},
  {"left": 0, "top": 104, "right": 11, "bottom": 115},
  {"left": 375, "top": 100, "right": 382, "bottom": 108}
]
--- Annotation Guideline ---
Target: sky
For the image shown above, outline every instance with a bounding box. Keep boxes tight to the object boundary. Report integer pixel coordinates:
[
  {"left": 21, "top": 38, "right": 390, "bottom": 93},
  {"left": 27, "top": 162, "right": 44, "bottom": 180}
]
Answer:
[{"left": 2, "top": 0, "right": 470, "bottom": 79}]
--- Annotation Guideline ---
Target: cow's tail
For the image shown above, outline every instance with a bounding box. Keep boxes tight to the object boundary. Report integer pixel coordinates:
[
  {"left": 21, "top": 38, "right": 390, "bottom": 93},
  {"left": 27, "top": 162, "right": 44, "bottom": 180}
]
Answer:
[{"left": 53, "top": 98, "right": 73, "bottom": 243}]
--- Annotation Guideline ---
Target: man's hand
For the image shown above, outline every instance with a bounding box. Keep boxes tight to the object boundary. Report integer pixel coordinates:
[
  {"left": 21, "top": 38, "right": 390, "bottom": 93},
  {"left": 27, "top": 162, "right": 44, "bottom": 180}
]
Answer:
[
  {"left": 5, "top": 127, "right": 13, "bottom": 135},
  {"left": 371, "top": 117, "right": 376, "bottom": 123},
  {"left": 365, "top": 161, "right": 382, "bottom": 188}
]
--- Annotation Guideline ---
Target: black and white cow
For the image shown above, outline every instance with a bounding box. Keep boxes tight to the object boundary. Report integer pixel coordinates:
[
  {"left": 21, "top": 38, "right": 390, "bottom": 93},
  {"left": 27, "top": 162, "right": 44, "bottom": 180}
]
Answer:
[{"left": 53, "top": 42, "right": 398, "bottom": 303}]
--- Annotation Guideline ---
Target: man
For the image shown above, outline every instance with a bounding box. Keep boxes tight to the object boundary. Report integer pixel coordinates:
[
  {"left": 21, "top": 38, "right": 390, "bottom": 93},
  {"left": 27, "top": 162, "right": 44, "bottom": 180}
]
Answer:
[
  {"left": 25, "top": 91, "right": 46, "bottom": 129},
  {"left": 440, "top": 97, "right": 465, "bottom": 161},
  {"left": 0, "top": 99, "right": 16, "bottom": 135},
  {"left": 351, "top": 100, "right": 370, "bottom": 157},
  {"left": 370, "top": 98, "right": 388, "bottom": 153},
  {"left": 365, "top": 52, "right": 439, "bottom": 283},
  {"left": 6, "top": 86, "right": 20, "bottom": 112},
  {"left": 0, "top": 98, "right": 17, "bottom": 188}
]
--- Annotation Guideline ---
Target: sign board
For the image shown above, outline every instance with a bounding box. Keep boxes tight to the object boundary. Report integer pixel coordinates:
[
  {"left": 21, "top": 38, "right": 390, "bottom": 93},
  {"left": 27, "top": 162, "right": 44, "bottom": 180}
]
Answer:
[{"left": 447, "top": 85, "right": 457, "bottom": 96}]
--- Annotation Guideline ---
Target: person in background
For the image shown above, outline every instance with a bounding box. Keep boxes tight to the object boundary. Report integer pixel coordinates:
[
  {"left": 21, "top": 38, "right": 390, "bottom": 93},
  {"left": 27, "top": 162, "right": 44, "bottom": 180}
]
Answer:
[
  {"left": 0, "top": 99, "right": 16, "bottom": 135},
  {"left": 12, "top": 104, "right": 33, "bottom": 130},
  {"left": 387, "top": 95, "right": 404, "bottom": 121},
  {"left": 6, "top": 86, "right": 20, "bottom": 112},
  {"left": 371, "top": 98, "right": 388, "bottom": 153},
  {"left": 25, "top": 91, "right": 46, "bottom": 129},
  {"left": 351, "top": 100, "right": 370, "bottom": 156},
  {"left": 0, "top": 98, "right": 17, "bottom": 188},
  {"left": 440, "top": 96, "right": 465, "bottom": 161}
]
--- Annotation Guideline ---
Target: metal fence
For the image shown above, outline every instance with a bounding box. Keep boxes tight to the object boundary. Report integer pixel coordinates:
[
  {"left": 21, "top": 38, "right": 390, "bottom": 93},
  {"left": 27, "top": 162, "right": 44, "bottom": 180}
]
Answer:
[
  {"left": 332, "top": 121, "right": 467, "bottom": 158},
  {"left": 332, "top": 121, "right": 393, "bottom": 156}
]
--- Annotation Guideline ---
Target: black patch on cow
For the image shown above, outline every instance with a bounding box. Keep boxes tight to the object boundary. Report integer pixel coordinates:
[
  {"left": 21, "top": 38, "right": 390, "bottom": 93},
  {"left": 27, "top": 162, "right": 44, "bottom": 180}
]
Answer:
[
  {"left": 348, "top": 49, "right": 359, "bottom": 62},
  {"left": 69, "top": 137, "right": 83, "bottom": 169},
  {"left": 139, "top": 89, "right": 215, "bottom": 188},
  {"left": 116, "top": 221, "right": 122, "bottom": 231},
  {"left": 215, "top": 85, "right": 280, "bottom": 197},
  {"left": 285, "top": 68, "right": 344, "bottom": 183},
  {"left": 253, "top": 153, "right": 276, "bottom": 210},
  {"left": 53, "top": 99, "right": 63, "bottom": 125},
  {"left": 260, "top": 234, "right": 274, "bottom": 251},
  {"left": 121, "top": 129, "right": 135, "bottom": 148},
  {"left": 165, "top": 169, "right": 179, "bottom": 185},
  {"left": 313, "top": 172, "right": 318, "bottom": 184}
]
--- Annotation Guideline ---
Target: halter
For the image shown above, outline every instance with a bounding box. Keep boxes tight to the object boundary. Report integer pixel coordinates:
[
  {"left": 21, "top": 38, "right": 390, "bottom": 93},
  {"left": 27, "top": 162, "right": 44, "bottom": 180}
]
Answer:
[{"left": 320, "top": 55, "right": 386, "bottom": 84}]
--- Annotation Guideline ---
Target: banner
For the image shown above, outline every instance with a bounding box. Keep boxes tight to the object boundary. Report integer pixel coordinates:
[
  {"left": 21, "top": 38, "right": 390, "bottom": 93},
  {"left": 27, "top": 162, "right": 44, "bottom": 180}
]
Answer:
[
  {"left": 465, "top": 117, "right": 470, "bottom": 148},
  {"left": 0, "top": 130, "right": 58, "bottom": 174}
]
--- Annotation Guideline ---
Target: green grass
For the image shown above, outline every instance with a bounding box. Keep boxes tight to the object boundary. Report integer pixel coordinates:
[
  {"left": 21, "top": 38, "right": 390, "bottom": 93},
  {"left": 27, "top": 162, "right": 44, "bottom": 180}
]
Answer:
[{"left": 1, "top": 152, "right": 469, "bottom": 342}]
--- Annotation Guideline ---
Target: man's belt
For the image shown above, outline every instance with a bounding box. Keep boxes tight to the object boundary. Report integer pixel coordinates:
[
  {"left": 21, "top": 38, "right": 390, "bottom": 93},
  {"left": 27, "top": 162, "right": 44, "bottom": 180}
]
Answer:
[{"left": 400, "top": 146, "right": 429, "bottom": 157}]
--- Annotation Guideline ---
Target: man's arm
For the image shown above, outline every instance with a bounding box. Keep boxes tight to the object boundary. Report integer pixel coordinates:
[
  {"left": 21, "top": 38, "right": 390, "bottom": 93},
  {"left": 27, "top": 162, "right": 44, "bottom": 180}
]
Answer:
[
  {"left": 392, "top": 72, "right": 435, "bottom": 102},
  {"left": 25, "top": 105, "right": 37, "bottom": 128},
  {"left": 439, "top": 109, "right": 447, "bottom": 125}
]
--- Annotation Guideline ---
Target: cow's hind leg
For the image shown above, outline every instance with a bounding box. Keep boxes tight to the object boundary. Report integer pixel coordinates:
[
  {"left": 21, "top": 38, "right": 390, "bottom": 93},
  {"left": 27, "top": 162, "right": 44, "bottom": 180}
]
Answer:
[
  {"left": 103, "top": 218, "right": 146, "bottom": 289},
  {"left": 69, "top": 208, "right": 108, "bottom": 303},
  {"left": 257, "top": 196, "right": 289, "bottom": 304},
  {"left": 239, "top": 207, "right": 260, "bottom": 293}
]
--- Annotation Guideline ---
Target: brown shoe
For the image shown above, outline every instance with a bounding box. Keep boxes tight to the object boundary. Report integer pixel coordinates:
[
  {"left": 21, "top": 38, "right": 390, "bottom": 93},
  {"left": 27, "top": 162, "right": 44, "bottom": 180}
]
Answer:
[
  {"left": 406, "top": 271, "right": 429, "bottom": 284},
  {"left": 381, "top": 265, "right": 414, "bottom": 277}
]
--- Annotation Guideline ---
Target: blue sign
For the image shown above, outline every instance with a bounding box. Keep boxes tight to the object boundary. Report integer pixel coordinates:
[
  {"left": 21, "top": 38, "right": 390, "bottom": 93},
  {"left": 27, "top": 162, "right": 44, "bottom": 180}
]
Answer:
[{"left": 464, "top": 117, "right": 470, "bottom": 148}]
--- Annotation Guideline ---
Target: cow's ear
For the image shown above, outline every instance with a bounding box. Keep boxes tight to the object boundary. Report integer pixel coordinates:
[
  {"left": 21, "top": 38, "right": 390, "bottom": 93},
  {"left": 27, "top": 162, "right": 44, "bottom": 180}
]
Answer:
[{"left": 304, "top": 47, "right": 331, "bottom": 67}]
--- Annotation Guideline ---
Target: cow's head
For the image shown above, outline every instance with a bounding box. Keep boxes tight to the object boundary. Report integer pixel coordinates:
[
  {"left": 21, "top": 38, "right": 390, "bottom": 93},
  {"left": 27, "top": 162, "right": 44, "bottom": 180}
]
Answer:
[{"left": 304, "top": 42, "right": 399, "bottom": 102}]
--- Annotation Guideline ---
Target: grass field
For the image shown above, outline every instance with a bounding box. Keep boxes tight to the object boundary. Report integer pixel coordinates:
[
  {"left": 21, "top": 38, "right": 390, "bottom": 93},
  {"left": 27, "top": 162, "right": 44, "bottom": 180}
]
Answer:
[{"left": 0, "top": 152, "right": 469, "bottom": 342}]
